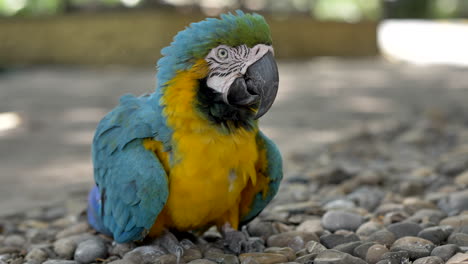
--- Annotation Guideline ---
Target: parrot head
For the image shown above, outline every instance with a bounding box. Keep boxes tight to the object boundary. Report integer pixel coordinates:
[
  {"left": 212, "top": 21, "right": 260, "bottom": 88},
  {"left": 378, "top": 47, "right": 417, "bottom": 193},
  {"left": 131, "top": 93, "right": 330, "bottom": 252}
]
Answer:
[{"left": 157, "top": 10, "right": 279, "bottom": 129}]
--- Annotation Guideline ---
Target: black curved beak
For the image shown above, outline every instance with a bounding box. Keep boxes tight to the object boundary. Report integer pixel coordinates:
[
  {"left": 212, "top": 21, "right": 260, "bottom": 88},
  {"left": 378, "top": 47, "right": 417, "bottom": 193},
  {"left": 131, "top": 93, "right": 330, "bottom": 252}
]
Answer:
[{"left": 226, "top": 52, "right": 279, "bottom": 119}]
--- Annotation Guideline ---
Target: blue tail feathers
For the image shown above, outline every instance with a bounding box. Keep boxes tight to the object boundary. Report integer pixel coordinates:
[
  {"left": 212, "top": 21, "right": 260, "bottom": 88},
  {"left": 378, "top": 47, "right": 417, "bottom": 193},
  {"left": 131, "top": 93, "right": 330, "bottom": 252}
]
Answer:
[{"left": 87, "top": 185, "right": 112, "bottom": 237}]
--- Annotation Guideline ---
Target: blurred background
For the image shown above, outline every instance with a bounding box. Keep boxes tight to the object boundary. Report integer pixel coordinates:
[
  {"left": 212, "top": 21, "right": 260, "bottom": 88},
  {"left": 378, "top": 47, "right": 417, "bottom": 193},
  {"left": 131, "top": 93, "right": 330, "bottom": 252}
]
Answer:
[{"left": 0, "top": 0, "right": 467, "bottom": 216}]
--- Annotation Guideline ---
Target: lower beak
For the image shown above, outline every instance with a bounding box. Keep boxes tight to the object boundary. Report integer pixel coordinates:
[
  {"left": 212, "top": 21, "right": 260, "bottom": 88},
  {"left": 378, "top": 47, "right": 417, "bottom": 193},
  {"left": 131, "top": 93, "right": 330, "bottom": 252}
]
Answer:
[{"left": 226, "top": 52, "right": 279, "bottom": 119}]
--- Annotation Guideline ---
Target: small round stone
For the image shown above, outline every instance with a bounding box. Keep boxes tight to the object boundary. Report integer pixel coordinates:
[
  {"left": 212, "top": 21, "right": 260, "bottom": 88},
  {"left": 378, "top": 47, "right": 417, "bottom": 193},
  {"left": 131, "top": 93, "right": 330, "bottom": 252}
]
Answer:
[
  {"left": 380, "top": 250, "right": 410, "bottom": 263},
  {"left": 43, "top": 261, "right": 78, "bottom": 264},
  {"left": 320, "top": 233, "right": 360, "bottom": 249},
  {"left": 365, "top": 244, "right": 388, "bottom": 264},
  {"left": 418, "top": 225, "right": 453, "bottom": 244},
  {"left": 154, "top": 254, "right": 178, "bottom": 264},
  {"left": 356, "top": 221, "right": 384, "bottom": 238},
  {"left": 347, "top": 187, "right": 385, "bottom": 212},
  {"left": 390, "top": 236, "right": 435, "bottom": 259},
  {"left": 440, "top": 215, "right": 468, "bottom": 233},
  {"left": 187, "top": 260, "right": 217, "bottom": 264},
  {"left": 25, "top": 248, "right": 48, "bottom": 263},
  {"left": 239, "top": 253, "right": 288, "bottom": 264},
  {"left": 263, "top": 247, "right": 295, "bottom": 261},
  {"left": 314, "top": 249, "right": 367, "bottom": 264},
  {"left": 267, "top": 231, "right": 318, "bottom": 249},
  {"left": 408, "top": 209, "right": 447, "bottom": 225},
  {"left": 74, "top": 238, "right": 108, "bottom": 264},
  {"left": 321, "top": 211, "right": 364, "bottom": 232},
  {"left": 4, "top": 235, "right": 26, "bottom": 248},
  {"left": 123, "top": 245, "right": 167, "bottom": 263},
  {"left": 304, "top": 240, "right": 327, "bottom": 255},
  {"left": 53, "top": 238, "right": 77, "bottom": 259},
  {"left": 366, "top": 230, "right": 396, "bottom": 248},
  {"left": 438, "top": 190, "right": 468, "bottom": 215},
  {"left": 296, "top": 219, "right": 323, "bottom": 235},
  {"left": 412, "top": 256, "right": 444, "bottom": 264},
  {"left": 446, "top": 253, "right": 468, "bottom": 263},
  {"left": 431, "top": 244, "right": 461, "bottom": 262},
  {"left": 333, "top": 241, "right": 362, "bottom": 255},
  {"left": 353, "top": 242, "right": 377, "bottom": 260},
  {"left": 55, "top": 223, "right": 89, "bottom": 239},
  {"left": 447, "top": 233, "right": 468, "bottom": 247},
  {"left": 387, "top": 222, "right": 422, "bottom": 239}
]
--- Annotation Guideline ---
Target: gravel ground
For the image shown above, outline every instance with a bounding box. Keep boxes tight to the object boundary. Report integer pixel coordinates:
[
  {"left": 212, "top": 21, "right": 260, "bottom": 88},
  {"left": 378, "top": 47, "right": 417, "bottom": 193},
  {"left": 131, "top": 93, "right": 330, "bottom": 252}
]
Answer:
[{"left": 1, "top": 108, "right": 468, "bottom": 264}]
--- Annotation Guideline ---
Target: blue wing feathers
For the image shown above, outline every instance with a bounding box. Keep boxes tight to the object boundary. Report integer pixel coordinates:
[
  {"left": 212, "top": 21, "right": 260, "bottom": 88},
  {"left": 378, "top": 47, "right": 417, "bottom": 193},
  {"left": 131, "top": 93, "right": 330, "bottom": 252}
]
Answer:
[{"left": 88, "top": 94, "right": 170, "bottom": 243}]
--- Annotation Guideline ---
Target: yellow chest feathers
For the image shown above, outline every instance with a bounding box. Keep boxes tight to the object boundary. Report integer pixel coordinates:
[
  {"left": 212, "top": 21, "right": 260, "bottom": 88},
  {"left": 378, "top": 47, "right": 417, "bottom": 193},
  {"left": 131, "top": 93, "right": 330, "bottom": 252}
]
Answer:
[{"left": 144, "top": 60, "right": 260, "bottom": 230}]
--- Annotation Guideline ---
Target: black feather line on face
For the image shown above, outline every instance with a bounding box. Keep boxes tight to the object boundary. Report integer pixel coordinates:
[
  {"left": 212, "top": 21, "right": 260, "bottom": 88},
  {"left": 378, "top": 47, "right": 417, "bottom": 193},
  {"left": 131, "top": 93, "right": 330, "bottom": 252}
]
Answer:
[{"left": 195, "top": 78, "right": 256, "bottom": 132}]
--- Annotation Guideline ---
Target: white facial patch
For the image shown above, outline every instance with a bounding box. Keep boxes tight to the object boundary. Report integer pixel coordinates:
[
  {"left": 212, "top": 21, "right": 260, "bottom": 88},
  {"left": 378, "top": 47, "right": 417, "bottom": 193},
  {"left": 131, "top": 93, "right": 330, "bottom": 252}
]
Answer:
[{"left": 205, "top": 44, "right": 274, "bottom": 102}]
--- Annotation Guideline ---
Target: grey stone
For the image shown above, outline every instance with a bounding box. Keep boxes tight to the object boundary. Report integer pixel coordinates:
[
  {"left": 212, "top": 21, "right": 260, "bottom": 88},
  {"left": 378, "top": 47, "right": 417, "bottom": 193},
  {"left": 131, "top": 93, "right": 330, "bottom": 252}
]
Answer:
[
  {"left": 390, "top": 236, "right": 435, "bottom": 259},
  {"left": 323, "top": 199, "right": 356, "bottom": 210},
  {"left": 448, "top": 233, "right": 468, "bottom": 247},
  {"left": 204, "top": 251, "right": 239, "bottom": 264},
  {"left": 437, "top": 153, "right": 468, "bottom": 176},
  {"left": 356, "top": 221, "right": 384, "bottom": 238},
  {"left": 365, "top": 244, "right": 388, "bottom": 264},
  {"left": 314, "top": 249, "right": 367, "bottom": 264},
  {"left": 123, "top": 245, "right": 166, "bottom": 264},
  {"left": 387, "top": 222, "right": 422, "bottom": 239},
  {"left": 187, "top": 260, "right": 217, "bottom": 264},
  {"left": 74, "top": 238, "right": 108, "bottom": 264},
  {"left": 366, "top": 230, "right": 396, "bottom": 247},
  {"left": 296, "top": 219, "right": 323, "bottom": 235},
  {"left": 43, "top": 261, "right": 78, "bottom": 264},
  {"left": 418, "top": 225, "right": 453, "bottom": 244},
  {"left": 333, "top": 241, "right": 362, "bottom": 255},
  {"left": 440, "top": 215, "right": 468, "bottom": 233},
  {"left": 108, "top": 242, "right": 136, "bottom": 257},
  {"left": 412, "top": 256, "right": 444, "bottom": 264},
  {"left": 3, "top": 235, "right": 25, "bottom": 248},
  {"left": 25, "top": 248, "right": 48, "bottom": 263},
  {"left": 239, "top": 253, "right": 288, "bottom": 264},
  {"left": 53, "top": 238, "right": 77, "bottom": 259},
  {"left": 320, "top": 233, "right": 360, "bottom": 249},
  {"left": 153, "top": 254, "right": 178, "bottom": 264},
  {"left": 304, "top": 240, "right": 327, "bottom": 255},
  {"left": 267, "top": 231, "right": 318, "bottom": 249},
  {"left": 353, "top": 242, "right": 377, "bottom": 260},
  {"left": 446, "top": 253, "right": 468, "bottom": 263},
  {"left": 224, "top": 230, "right": 247, "bottom": 254},
  {"left": 242, "top": 238, "right": 265, "bottom": 253},
  {"left": 380, "top": 250, "right": 409, "bottom": 262},
  {"left": 321, "top": 211, "right": 364, "bottom": 232},
  {"left": 183, "top": 248, "right": 202, "bottom": 262},
  {"left": 438, "top": 190, "right": 468, "bottom": 215},
  {"left": 263, "top": 247, "right": 295, "bottom": 261},
  {"left": 375, "top": 260, "right": 399, "bottom": 264},
  {"left": 347, "top": 187, "right": 385, "bottom": 212},
  {"left": 55, "top": 223, "right": 89, "bottom": 239},
  {"left": 408, "top": 208, "right": 446, "bottom": 225},
  {"left": 431, "top": 244, "right": 461, "bottom": 262}
]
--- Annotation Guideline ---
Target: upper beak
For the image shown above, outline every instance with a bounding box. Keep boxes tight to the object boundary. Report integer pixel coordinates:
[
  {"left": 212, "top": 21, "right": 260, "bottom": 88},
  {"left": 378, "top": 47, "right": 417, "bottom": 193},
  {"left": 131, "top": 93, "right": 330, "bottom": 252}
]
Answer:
[{"left": 226, "top": 52, "right": 279, "bottom": 119}]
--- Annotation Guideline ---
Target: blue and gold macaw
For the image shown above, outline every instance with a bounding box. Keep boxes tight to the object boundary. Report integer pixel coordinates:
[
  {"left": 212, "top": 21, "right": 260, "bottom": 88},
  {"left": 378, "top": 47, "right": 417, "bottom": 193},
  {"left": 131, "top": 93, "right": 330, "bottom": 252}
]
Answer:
[{"left": 87, "top": 10, "right": 282, "bottom": 243}]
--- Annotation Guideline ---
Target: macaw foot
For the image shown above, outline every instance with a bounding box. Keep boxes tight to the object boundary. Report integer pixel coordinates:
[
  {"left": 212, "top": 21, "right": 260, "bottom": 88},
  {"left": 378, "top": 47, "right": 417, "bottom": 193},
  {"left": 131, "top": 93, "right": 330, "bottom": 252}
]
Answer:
[
  {"left": 221, "top": 223, "right": 248, "bottom": 254},
  {"left": 152, "top": 230, "right": 184, "bottom": 263}
]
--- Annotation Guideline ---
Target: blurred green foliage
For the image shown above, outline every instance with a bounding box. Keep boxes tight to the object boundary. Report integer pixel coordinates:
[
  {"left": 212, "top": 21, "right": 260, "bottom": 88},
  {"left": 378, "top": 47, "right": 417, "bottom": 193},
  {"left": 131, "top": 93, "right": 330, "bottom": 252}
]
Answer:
[{"left": 0, "top": 0, "right": 466, "bottom": 19}]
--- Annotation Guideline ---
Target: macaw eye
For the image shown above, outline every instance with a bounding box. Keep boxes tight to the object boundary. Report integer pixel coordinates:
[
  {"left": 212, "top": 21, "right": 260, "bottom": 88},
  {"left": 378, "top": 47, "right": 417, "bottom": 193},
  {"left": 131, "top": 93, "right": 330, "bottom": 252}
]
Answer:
[{"left": 217, "top": 48, "right": 229, "bottom": 60}]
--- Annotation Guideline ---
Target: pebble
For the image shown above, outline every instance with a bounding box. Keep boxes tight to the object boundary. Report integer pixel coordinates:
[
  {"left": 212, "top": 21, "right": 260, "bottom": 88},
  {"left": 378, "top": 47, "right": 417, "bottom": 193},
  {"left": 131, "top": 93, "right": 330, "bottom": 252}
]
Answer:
[
  {"left": 431, "top": 244, "right": 461, "bottom": 262},
  {"left": 122, "top": 245, "right": 166, "bottom": 263},
  {"left": 314, "top": 249, "right": 367, "bottom": 264},
  {"left": 295, "top": 253, "right": 316, "bottom": 264},
  {"left": 412, "top": 256, "right": 444, "bottom": 264},
  {"left": 366, "top": 230, "right": 396, "bottom": 247},
  {"left": 407, "top": 208, "right": 446, "bottom": 224},
  {"left": 320, "top": 233, "right": 360, "bottom": 249},
  {"left": 418, "top": 225, "right": 453, "bottom": 244},
  {"left": 323, "top": 199, "right": 356, "bottom": 210},
  {"left": 243, "top": 238, "right": 265, "bottom": 253},
  {"left": 390, "top": 236, "right": 435, "bottom": 259},
  {"left": 353, "top": 242, "right": 377, "bottom": 260},
  {"left": 25, "top": 248, "right": 48, "bottom": 263},
  {"left": 438, "top": 190, "right": 468, "bottom": 215},
  {"left": 304, "top": 240, "right": 327, "bottom": 255},
  {"left": 365, "top": 244, "right": 388, "bottom": 264},
  {"left": 387, "top": 222, "right": 422, "bottom": 239},
  {"left": 43, "top": 261, "right": 78, "bottom": 264},
  {"left": 53, "top": 238, "right": 77, "bottom": 259},
  {"left": 55, "top": 223, "right": 89, "bottom": 239},
  {"left": 448, "top": 233, "right": 468, "bottom": 247},
  {"left": 224, "top": 230, "right": 247, "bottom": 254},
  {"left": 187, "top": 260, "right": 217, "bottom": 264},
  {"left": 440, "top": 215, "right": 468, "bottom": 233},
  {"left": 263, "top": 247, "right": 295, "bottom": 261},
  {"left": 333, "top": 241, "right": 362, "bottom": 254},
  {"left": 296, "top": 219, "right": 323, "bottom": 235},
  {"left": 347, "top": 187, "right": 385, "bottom": 212},
  {"left": 3, "top": 235, "right": 26, "bottom": 248},
  {"left": 454, "top": 170, "right": 468, "bottom": 185},
  {"left": 321, "top": 211, "right": 364, "bottom": 232},
  {"left": 239, "top": 253, "right": 288, "bottom": 264},
  {"left": 204, "top": 251, "right": 239, "bottom": 264},
  {"left": 446, "top": 253, "right": 468, "bottom": 264},
  {"left": 74, "top": 238, "right": 107, "bottom": 264},
  {"left": 266, "top": 231, "right": 318, "bottom": 249},
  {"left": 108, "top": 242, "right": 136, "bottom": 257},
  {"left": 153, "top": 254, "right": 178, "bottom": 264},
  {"left": 380, "top": 250, "right": 410, "bottom": 263},
  {"left": 356, "top": 221, "right": 384, "bottom": 238}
]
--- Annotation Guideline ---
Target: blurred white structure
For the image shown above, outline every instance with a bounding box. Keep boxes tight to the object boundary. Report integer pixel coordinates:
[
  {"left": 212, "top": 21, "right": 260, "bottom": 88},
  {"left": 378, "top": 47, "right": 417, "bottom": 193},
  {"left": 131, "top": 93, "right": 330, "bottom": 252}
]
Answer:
[{"left": 378, "top": 20, "right": 468, "bottom": 66}]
